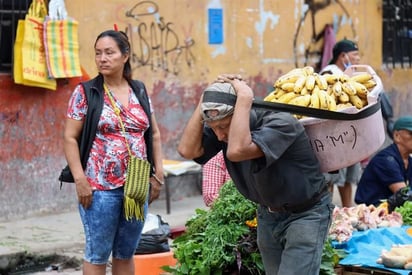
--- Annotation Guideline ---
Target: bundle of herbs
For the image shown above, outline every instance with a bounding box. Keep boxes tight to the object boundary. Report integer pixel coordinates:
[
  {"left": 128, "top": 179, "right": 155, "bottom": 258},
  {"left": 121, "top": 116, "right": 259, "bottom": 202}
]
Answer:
[{"left": 165, "top": 181, "right": 263, "bottom": 274}]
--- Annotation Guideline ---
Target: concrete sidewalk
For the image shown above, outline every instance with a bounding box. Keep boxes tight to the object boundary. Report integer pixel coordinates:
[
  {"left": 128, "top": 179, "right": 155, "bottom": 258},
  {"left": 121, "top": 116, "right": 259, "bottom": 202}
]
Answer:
[{"left": 0, "top": 195, "right": 206, "bottom": 274}]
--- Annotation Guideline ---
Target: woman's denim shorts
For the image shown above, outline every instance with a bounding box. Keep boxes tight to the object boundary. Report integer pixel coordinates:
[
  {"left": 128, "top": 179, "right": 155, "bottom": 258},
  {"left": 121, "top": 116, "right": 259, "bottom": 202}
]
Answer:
[{"left": 79, "top": 187, "right": 147, "bottom": 264}]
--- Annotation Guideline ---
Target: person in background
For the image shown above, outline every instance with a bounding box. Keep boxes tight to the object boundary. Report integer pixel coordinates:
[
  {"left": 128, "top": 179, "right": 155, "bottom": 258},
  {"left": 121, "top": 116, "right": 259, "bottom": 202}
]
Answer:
[
  {"left": 355, "top": 116, "right": 412, "bottom": 207},
  {"left": 202, "top": 150, "right": 231, "bottom": 207},
  {"left": 320, "top": 38, "right": 362, "bottom": 207},
  {"left": 63, "top": 30, "right": 164, "bottom": 275},
  {"left": 178, "top": 77, "right": 332, "bottom": 274}
]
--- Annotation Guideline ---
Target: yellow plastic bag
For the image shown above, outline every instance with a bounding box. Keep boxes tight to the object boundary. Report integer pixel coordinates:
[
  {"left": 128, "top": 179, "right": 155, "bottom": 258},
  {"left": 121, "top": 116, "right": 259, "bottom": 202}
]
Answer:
[{"left": 14, "top": 0, "right": 56, "bottom": 90}]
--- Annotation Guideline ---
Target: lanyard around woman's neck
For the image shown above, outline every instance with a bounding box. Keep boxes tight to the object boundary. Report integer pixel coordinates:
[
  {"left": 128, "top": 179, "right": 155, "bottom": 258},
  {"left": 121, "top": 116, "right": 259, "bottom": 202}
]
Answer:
[{"left": 103, "top": 83, "right": 132, "bottom": 156}]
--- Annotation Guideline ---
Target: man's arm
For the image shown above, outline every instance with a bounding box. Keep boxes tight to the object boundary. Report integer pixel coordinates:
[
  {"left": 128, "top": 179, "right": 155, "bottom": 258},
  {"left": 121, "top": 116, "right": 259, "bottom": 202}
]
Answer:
[
  {"left": 389, "top": 181, "right": 407, "bottom": 193},
  {"left": 177, "top": 97, "right": 205, "bottom": 159},
  {"left": 217, "top": 76, "right": 264, "bottom": 162}
]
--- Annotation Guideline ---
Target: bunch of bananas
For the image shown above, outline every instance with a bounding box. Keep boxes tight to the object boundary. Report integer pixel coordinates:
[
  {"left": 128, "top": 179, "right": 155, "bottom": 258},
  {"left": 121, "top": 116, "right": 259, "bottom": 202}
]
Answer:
[{"left": 264, "top": 66, "right": 377, "bottom": 114}]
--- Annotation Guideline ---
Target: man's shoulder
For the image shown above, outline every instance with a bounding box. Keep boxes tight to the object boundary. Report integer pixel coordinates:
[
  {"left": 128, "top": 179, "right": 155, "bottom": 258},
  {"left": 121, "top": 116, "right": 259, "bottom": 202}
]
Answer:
[
  {"left": 320, "top": 64, "right": 342, "bottom": 75},
  {"left": 370, "top": 144, "right": 399, "bottom": 165}
]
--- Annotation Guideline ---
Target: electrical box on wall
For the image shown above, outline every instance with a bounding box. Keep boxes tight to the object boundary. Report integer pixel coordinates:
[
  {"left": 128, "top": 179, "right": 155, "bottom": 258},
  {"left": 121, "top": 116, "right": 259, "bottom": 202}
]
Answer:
[{"left": 208, "top": 8, "right": 223, "bottom": 44}]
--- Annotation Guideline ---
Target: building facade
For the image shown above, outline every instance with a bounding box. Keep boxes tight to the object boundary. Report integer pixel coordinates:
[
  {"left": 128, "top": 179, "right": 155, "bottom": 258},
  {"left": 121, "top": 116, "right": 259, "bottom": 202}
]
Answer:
[{"left": 0, "top": 0, "right": 411, "bottom": 220}]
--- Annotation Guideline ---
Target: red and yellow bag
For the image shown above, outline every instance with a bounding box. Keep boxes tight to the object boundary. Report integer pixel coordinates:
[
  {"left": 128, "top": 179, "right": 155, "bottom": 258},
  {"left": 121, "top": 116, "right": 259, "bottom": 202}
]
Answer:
[{"left": 43, "top": 0, "right": 82, "bottom": 79}]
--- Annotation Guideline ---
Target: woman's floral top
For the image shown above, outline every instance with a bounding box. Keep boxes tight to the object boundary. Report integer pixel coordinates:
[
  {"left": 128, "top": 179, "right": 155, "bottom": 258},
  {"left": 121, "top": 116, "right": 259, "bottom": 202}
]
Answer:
[{"left": 67, "top": 84, "right": 152, "bottom": 190}]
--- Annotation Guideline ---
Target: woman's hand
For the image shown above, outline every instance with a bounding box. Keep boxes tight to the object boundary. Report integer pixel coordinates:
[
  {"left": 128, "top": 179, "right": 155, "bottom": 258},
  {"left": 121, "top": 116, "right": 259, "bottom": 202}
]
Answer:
[
  {"left": 75, "top": 175, "right": 93, "bottom": 209},
  {"left": 148, "top": 173, "right": 164, "bottom": 204}
]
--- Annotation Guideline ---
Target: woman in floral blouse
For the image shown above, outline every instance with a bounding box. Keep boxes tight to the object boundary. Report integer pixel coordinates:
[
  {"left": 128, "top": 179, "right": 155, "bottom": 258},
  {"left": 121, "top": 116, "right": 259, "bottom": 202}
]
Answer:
[{"left": 63, "top": 29, "right": 164, "bottom": 275}]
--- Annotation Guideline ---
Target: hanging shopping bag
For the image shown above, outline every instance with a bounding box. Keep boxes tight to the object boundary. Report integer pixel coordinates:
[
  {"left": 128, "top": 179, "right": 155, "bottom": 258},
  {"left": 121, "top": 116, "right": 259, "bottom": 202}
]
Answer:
[
  {"left": 13, "top": 19, "right": 27, "bottom": 85},
  {"left": 43, "top": 0, "right": 82, "bottom": 78},
  {"left": 14, "top": 0, "right": 57, "bottom": 90}
]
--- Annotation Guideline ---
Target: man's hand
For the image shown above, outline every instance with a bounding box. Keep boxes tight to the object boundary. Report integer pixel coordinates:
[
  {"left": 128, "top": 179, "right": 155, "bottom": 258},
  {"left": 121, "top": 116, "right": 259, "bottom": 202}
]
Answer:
[
  {"left": 388, "top": 186, "right": 412, "bottom": 212},
  {"left": 215, "top": 74, "right": 243, "bottom": 83},
  {"left": 215, "top": 74, "right": 254, "bottom": 100}
]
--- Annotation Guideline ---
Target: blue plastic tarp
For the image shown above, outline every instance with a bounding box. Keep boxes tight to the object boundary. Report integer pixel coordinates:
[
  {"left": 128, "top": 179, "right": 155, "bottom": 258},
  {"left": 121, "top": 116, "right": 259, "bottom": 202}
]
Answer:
[{"left": 335, "top": 226, "right": 412, "bottom": 275}]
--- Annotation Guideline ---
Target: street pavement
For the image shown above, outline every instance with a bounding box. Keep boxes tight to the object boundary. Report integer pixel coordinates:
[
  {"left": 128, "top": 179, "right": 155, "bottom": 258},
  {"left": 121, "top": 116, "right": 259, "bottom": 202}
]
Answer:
[{"left": 0, "top": 195, "right": 207, "bottom": 274}]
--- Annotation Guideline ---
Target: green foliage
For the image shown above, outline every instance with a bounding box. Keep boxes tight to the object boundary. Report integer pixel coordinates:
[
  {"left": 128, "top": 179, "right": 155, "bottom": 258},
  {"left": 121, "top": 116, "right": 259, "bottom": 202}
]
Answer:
[
  {"left": 165, "top": 181, "right": 263, "bottom": 274},
  {"left": 164, "top": 180, "right": 346, "bottom": 275},
  {"left": 319, "top": 238, "right": 347, "bottom": 275},
  {"left": 395, "top": 201, "right": 412, "bottom": 225}
]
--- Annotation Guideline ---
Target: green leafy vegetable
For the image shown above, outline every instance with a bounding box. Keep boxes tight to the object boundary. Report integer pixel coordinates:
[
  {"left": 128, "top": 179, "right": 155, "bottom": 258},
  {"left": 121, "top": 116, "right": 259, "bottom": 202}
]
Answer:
[
  {"left": 164, "top": 181, "right": 262, "bottom": 274},
  {"left": 395, "top": 201, "right": 412, "bottom": 225}
]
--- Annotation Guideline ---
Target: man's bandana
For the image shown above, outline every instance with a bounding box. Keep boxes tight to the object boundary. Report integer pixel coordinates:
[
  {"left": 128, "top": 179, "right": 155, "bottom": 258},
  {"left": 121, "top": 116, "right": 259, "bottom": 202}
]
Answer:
[{"left": 200, "top": 82, "right": 236, "bottom": 122}]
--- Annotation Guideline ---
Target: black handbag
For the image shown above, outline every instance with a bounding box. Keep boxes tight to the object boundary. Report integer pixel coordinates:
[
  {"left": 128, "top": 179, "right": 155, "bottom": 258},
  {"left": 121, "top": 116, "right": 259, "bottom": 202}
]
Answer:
[{"left": 59, "top": 165, "right": 74, "bottom": 183}]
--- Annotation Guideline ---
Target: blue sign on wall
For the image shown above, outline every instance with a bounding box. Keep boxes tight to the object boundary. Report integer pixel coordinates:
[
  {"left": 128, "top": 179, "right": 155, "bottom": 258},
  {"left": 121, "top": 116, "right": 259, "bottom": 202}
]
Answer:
[{"left": 208, "top": 8, "right": 223, "bottom": 44}]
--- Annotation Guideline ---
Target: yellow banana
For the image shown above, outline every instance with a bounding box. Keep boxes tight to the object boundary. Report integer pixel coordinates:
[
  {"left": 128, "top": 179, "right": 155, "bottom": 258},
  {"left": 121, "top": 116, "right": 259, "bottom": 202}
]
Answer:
[
  {"left": 281, "top": 82, "right": 296, "bottom": 92},
  {"left": 287, "top": 68, "right": 306, "bottom": 76},
  {"left": 305, "top": 75, "right": 316, "bottom": 91},
  {"left": 293, "top": 76, "right": 307, "bottom": 93},
  {"left": 332, "top": 81, "right": 343, "bottom": 97},
  {"left": 326, "top": 86, "right": 333, "bottom": 95},
  {"left": 323, "top": 73, "right": 339, "bottom": 85},
  {"left": 363, "top": 79, "right": 377, "bottom": 90},
  {"left": 351, "top": 81, "right": 369, "bottom": 99},
  {"left": 350, "top": 72, "right": 373, "bottom": 83},
  {"left": 342, "top": 81, "right": 357, "bottom": 96},
  {"left": 303, "top": 66, "right": 315, "bottom": 76},
  {"left": 317, "top": 88, "right": 329, "bottom": 110},
  {"left": 288, "top": 94, "right": 311, "bottom": 107},
  {"left": 338, "top": 92, "right": 350, "bottom": 103},
  {"left": 309, "top": 90, "right": 320, "bottom": 109},
  {"left": 327, "top": 86, "right": 338, "bottom": 103},
  {"left": 273, "top": 88, "right": 287, "bottom": 99},
  {"left": 314, "top": 73, "right": 328, "bottom": 90},
  {"left": 339, "top": 74, "right": 350, "bottom": 83},
  {"left": 349, "top": 94, "right": 364, "bottom": 109},
  {"left": 300, "top": 86, "right": 309, "bottom": 95},
  {"left": 264, "top": 91, "right": 277, "bottom": 102},
  {"left": 361, "top": 98, "right": 368, "bottom": 107},
  {"left": 274, "top": 72, "right": 304, "bottom": 88},
  {"left": 326, "top": 93, "right": 337, "bottom": 111},
  {"left": 277, "top": 92, "right": 299, "bottom": 103}
]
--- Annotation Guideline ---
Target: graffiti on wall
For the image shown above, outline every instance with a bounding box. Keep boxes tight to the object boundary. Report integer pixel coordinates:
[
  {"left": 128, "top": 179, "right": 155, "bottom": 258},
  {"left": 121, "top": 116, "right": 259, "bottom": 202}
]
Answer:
[
  {"left": 124, "top": 1, "right": 195, "bottom": 75},
  {"left": 293, "top": 0, "right": 356, "bottom": 70}
]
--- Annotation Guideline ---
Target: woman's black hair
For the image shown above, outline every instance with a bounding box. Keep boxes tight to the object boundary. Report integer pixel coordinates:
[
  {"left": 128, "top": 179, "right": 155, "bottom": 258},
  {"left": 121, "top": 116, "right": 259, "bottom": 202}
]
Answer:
[{"left": 95, "top": 30, "right": 132, "bottom": 82}]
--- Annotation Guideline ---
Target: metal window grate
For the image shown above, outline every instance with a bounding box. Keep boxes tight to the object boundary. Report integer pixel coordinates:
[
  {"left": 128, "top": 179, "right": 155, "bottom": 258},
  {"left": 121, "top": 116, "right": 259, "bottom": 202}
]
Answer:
[
  {"left": 382, "top": 0, "right": 412, "bottom": 68},
  {"left": 0, "top": 0, "right": 31, "bottom": 73}
]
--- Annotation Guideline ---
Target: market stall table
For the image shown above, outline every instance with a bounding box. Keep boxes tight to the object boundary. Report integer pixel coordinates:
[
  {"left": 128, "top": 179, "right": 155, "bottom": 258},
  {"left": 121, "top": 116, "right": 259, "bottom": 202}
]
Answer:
[
  {"left": 162, "top": 160, "right": 202, "bottom": 214},
  {"left": 334, "top": 226, "right": 412, "bottom": 275}
]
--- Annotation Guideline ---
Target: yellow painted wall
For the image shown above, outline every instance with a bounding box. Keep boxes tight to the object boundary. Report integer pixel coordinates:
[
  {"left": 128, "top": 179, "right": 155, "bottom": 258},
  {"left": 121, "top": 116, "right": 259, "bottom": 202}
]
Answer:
[
  {"left": 1, "top": 0, "right": 411, "bottom": 220},
  {"left": 64, "top": 0, "right": 411, "bottom": 159},
  {"left": 66, "top": 0, "right": 385, "bottom": 86}
]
